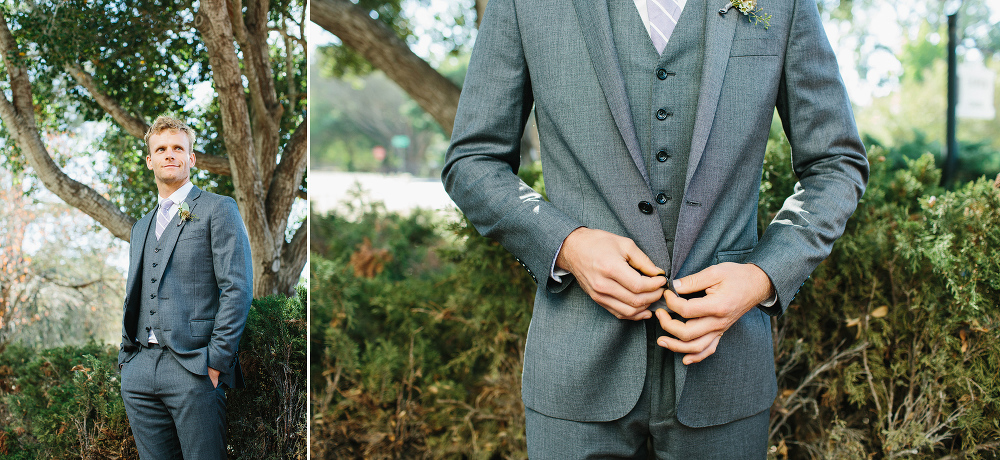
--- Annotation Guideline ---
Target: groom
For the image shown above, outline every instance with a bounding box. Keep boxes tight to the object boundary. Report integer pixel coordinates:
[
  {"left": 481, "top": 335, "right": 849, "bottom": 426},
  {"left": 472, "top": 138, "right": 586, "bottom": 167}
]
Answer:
[
  {"left": 118, "top": 116, "right": 252, "bottom": 459},
  {"left": 443, "top": 0, "right": 868, "bottom": 457}
]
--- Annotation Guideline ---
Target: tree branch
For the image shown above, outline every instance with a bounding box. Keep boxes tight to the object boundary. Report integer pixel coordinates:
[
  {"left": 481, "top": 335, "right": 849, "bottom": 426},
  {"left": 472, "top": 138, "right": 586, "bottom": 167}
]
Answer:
[
  {"left": 266, "top": 116, "right": 307, "bottom": 243},
  {"left": 0, "top": 12, "right": 135, "bottom": 241},
  {"left": 65, "top": 63, "right": 149, "bottom": 138},
  {"left": 242, "top": 0, "right": 283, "bottom": 191},
  {"left": 312, "top": 0, "right": 461, "bottom": 135},
  {"left": 63, "top": 63, "right": 235, "bottom": 177},
  {"left": 278, "top": 221, "right": 307, "bottom": 296}
]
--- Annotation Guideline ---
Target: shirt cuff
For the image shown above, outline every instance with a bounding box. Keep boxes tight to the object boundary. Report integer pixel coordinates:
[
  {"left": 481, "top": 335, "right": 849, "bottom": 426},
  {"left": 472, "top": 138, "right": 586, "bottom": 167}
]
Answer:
[
  {"left": 551, "top": 241, "right": 569, "bottom": 282},
  {"left": 760, "top": 290, "right": 778, "bottom": 307}
]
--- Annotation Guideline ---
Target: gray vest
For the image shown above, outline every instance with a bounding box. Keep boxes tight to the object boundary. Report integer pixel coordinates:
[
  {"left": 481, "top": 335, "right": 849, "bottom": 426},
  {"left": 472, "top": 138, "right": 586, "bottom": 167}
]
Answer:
[
  {"left": 136, "top": 210, "right": 179, "bottom": 346},
  {"left": 610, "top": 0, "right": 706, "bottom": 271}
]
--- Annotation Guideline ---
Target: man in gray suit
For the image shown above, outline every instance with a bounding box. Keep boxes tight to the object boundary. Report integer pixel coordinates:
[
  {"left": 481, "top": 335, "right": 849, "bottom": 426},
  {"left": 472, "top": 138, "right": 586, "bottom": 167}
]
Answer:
[
  {"left": 119, "top": 116, "right": 253, "bottom": 459},
  {"left": 443, "top": 0, "right": 868, "bottom": 457}
]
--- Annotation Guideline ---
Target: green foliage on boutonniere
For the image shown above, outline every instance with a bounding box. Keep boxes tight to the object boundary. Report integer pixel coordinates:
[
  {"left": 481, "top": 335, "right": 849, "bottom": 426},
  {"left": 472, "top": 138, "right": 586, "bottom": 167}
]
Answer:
[
  {"left": 721, "top": 0, "right": 772, "bottom": 29},
  {"left": 178, "top": 202, "right": 197, "bottom": 222}
]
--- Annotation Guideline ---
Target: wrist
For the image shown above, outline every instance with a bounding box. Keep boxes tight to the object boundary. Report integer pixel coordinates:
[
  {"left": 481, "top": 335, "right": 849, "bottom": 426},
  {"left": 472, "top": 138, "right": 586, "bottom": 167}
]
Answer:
[{"left": 747, "top": 263, "right": 775, "bottom": 305}]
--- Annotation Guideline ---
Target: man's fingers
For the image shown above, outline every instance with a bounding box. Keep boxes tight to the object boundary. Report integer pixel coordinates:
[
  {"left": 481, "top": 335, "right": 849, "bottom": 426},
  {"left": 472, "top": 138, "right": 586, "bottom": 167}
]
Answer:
[
  {"left": 621, "top": 240, "right": 664, "bottom": 278},
  {"left": 593, "top": 278, "right": 664, "bottom": 309},
  {"left": 596, "top": 295, "right": 654, "bottom": 321},
  {"left": 654, "top": 308, "right": 721, "bottom": 341},
  {"left": 672, "top": 264, "right": 722, "bottom": 295},
  {"left": 614, "top": 265, "right": 667, "bottom": 294},
  {"left": 662, "top": 288, "right": 717, "bottom": 319},
  {"left": 655, "top": 327, "right": 724, "bottom": 364}
]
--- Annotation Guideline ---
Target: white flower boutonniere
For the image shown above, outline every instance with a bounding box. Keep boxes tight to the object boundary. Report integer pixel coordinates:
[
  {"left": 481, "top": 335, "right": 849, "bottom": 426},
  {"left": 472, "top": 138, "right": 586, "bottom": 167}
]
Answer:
[
  {"left": 720, "top": 0, "right": 772, "bottom": 29},
  {"left": 178, "top": 202, "right": 196, "bottom": 222}
]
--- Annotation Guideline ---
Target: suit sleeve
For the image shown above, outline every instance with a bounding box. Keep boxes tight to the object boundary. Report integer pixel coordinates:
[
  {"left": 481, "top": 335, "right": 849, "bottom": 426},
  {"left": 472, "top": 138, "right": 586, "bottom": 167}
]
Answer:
[
  {"left": 744, "top": 0, "right": 869, "bottom": 314},
  {"left": 118, "top": 220, "right": 142, "bottom": 369},
  {"left": 208, "top": 197, "right": 253, "bottom": 373},
  {"left": 441, "top": 0, "right": 582, "bottom": 288}
]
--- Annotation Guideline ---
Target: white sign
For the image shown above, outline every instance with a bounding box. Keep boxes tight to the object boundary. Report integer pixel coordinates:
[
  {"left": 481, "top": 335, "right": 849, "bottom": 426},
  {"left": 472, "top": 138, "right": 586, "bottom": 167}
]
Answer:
[{"left": 957, "top": 61, "right": 996, "bottom": 120}]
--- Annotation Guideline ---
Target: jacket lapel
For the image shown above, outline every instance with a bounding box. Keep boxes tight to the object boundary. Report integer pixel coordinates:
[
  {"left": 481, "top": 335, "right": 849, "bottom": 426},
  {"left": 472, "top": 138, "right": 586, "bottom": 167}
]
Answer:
[
  {"left": 671, "top": 2, "right": 738, "bottom": 279},
  {"left": 151, "top": 185, "right": 203, "bottom": 282},
  {"left": 685, "top": 3, "right": 738, "bottom": 189},
  {"left": 572, "top": 0, "right": 650, "bottom": 189},
  {"left": 127, "top": 212, "right": 155, "bottom": 301}
]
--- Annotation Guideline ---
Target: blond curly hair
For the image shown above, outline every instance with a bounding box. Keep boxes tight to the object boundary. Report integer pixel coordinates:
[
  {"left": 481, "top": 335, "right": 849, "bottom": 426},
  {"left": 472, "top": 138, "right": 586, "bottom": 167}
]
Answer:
[{"left": 144, "top": 116, "right": 196, "bottom": 153}]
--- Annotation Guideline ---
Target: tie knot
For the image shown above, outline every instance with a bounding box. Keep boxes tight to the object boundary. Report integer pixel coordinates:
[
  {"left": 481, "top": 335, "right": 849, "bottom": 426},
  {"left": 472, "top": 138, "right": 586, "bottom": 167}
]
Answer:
[{"left": 161, "top": 199, "right": 174, "bottom": 215}]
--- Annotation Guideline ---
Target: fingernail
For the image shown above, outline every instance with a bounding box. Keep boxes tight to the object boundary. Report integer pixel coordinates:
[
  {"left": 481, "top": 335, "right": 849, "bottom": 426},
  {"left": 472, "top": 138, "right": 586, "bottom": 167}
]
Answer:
[{"left": 672, "top": 279, "right": 682, "bottom": 290}]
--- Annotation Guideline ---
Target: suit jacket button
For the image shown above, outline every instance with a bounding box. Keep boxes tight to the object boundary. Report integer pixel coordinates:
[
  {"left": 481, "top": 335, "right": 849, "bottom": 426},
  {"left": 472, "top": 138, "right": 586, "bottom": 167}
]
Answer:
[
  {"left": 638, "top": 201, "right": 654, "bottom": 214},
  {"left": 655, "top": 109, "right": 671, "bottom": 120},
  {"left": 656, "top": 150, "right": 669, "bottom": 162},
  {"left": 656, "top": 68, "right": 668, "bottom": 80},
  {"left": 656, "top": 193, "right": 669, "bottom": 204}
]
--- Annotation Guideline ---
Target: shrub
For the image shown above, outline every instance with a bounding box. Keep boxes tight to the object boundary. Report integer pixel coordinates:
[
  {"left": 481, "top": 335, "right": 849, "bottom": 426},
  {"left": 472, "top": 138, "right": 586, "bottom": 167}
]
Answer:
[
  {"left": 0, "top": 292, "right": 307, "bottom": 459},
  {"left": 312, "top": 141, "right": 1000, "bottom": 459}
]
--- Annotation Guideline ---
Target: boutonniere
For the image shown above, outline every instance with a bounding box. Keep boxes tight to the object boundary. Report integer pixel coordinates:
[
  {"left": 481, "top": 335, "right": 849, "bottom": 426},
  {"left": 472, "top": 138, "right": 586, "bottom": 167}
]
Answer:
[
  {"left": 720, "top": 0, "right": 771, "bottom": 29},
  {"left": 178, "top": 202, "right": 196, "bottom": 222}
]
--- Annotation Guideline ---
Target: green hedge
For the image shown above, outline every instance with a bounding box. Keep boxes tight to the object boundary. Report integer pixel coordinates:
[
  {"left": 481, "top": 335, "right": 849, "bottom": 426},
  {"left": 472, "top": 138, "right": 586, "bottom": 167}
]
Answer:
[
  {"left": 0, "top": 289, "right": 307, "bottom": 459},
  {"left": 311, "top": 143, "right": 999, "bottom": 459}
]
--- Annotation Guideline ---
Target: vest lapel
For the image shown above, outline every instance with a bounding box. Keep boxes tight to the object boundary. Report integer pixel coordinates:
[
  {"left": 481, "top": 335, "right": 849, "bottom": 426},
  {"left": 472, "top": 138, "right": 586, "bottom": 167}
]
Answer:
[
  {"left": 571, "top": 0, "right": 650, "bottom": 190},
  {"left": 149, "top": 186, "right": 204, "bottom": 283}
]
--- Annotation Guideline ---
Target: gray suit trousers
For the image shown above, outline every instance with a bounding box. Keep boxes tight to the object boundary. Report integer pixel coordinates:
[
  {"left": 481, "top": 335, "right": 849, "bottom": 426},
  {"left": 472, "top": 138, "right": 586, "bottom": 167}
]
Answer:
[
  {"left": 121, "top": 345, "right": 227, "bottom": 460},
  {"left": 525, "top": 319, "right": 768, "bottom": 459}
]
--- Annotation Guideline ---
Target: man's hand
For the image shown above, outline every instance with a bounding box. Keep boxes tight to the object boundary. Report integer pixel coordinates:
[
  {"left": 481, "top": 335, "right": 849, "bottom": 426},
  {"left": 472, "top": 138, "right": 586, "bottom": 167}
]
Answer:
[
  {"left": 556, "top": 227, "right": 667, "bottom": 320},
  {"left": 656, "top": 263, "right": 773, "bottom": 365},
  {"left": 208, "top": 366, "right": 221, "bottom": 388}
]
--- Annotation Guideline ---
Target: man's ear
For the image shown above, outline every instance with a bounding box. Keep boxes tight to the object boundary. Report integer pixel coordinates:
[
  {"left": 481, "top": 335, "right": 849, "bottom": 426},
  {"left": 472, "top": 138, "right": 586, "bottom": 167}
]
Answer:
[
  {"left": 189, "top": 152, "right": 196, "bottom": 168},
  {"left": 146, "top": 154, "right": 154, "bottom": 170}
]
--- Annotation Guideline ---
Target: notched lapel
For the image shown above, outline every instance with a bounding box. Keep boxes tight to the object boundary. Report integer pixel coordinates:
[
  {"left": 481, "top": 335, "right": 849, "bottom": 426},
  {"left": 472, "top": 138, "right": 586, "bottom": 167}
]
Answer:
[
  {"left": 571, "top": 0, "right": 650, "bottom": 189},
  {"left": 685, "top": 1, "right": 739, "bottom": 188},
  {"left": 152, "top": 186, "right": 204, "bottom": 283},
  {"left": 126, "top": 212, "right": 155, "bottom": 302}
]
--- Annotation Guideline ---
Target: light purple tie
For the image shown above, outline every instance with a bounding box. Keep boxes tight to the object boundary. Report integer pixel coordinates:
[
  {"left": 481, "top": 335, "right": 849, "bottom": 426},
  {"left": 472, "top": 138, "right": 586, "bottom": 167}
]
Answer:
[
  {"left": 648, "top": 0, "right": 682, "bottom": 54},
  {"left": 156, "top": 199, "right": 174, "bottom": 240}
]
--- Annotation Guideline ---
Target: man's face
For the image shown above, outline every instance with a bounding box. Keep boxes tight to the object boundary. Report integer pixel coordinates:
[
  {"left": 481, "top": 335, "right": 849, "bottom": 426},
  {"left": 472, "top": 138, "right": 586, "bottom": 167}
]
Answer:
[{"left": 146, "top": 129, "right": 195, "bottom": 188}]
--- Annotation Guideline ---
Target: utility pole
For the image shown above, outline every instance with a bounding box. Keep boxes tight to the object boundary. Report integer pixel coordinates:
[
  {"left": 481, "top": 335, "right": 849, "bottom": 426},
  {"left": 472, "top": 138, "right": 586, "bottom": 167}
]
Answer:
[{"left": 941, "top": 8, "right": 959, "bottom": 187}]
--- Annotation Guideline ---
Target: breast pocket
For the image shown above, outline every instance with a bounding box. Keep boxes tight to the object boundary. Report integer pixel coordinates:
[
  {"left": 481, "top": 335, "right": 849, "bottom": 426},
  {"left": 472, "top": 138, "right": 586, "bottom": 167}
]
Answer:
[
  {"left": 190, "top": 319, "right": 215, "bottom": 337},
  {"left": 730, "top": 38, "right": 780, "bottom": 57},
  {"left": 715, "top": 248, "right": 754, "bottom": 264},
  {"left": 178, "top": 228, "right": 207, "bottom": 241}
]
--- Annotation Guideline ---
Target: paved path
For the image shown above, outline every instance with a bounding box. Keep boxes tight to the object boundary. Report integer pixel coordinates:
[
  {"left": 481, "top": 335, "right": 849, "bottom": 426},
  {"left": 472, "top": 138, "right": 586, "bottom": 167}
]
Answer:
[{"left": 310, "top": 170, "right": 458, "bottom": 216}]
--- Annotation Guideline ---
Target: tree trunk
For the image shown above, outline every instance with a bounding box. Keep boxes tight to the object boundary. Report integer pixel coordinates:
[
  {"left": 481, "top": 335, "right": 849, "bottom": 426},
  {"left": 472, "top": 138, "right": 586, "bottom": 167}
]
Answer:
[{"left": 312, "top": 0, "right": 462, "bottom": 135}]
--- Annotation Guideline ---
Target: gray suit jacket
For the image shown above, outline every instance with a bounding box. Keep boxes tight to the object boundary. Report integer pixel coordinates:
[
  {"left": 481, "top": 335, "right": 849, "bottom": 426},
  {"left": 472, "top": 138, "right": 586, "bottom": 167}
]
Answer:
[
  {"left": 443, "top": 0, "right": 868, "bottom": 427},
  {"left": 119, "top": 185, "right": 253, "bottom": 389}
]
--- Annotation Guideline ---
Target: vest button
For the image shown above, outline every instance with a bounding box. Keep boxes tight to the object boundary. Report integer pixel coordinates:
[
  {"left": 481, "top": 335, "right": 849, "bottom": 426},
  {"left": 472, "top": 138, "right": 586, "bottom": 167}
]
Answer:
[
  {"left": 656, "top": 68, "right": 668, "bottom": 80},
  {"left": 149, "top": 294, "right": 156, "bottom": 299},
  {"left": 152, "top": 263, "right": 158, "bottom": 267},
  {"left": 151, "top": 278, "right": 157, "bottom": 283},
  {"left": 656, "top": 150, "right": 669, "bottom": 162},
  {"left": 656, "top": 193, "right": 670, "bottom": 204},
  {"left": 154, "top": 248, "right": 160, "bottom": 253},
  {"left": 656, "top": 109, "right": 671, "bottom": 120},
  {"left": 638, "top": 201, "right": 654, "bottom": 214}
]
